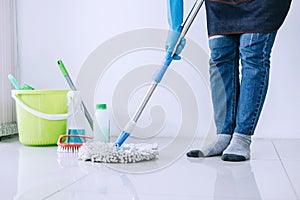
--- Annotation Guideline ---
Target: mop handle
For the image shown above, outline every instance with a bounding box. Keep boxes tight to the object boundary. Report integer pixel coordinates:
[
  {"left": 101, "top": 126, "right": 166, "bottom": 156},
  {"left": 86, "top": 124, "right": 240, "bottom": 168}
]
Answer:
[
  {"left": 114, "top": 0, "right": 204, "bottom": 147},
  {"left": 57, "top": 60, "right": 94, "bottom": 130},
  {"left": 131, "top": 0, "right": 204, "bottom": 123},
  {"left": 172, "top": 0, "right": 204, "bottom": 58}
]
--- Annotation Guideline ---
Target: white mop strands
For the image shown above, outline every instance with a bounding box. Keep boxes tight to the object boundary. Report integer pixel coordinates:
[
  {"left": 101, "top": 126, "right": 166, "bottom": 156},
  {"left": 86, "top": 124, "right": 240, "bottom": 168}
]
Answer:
[{"left": 78, "top": 142, "right": 159, "bottom": 163}]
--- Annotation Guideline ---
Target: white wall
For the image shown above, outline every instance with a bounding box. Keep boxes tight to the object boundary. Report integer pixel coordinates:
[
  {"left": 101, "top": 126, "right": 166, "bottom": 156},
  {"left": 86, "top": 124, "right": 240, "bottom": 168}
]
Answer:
[
  {"left": 258, "top": 1, "right": 300, "bottom": 139},
  {"left": 16, "top": 0, "right": 300, "bottom": 139}
]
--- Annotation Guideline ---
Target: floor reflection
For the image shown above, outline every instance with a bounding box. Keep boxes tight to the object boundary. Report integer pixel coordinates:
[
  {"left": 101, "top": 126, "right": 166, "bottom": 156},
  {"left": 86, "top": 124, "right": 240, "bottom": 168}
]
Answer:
[{"left": 188, "top": 157, "right": 262, "bottom": 199}]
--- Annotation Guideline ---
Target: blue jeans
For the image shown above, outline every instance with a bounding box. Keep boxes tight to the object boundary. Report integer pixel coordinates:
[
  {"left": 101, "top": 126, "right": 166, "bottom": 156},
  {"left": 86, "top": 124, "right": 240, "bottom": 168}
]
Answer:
[{"left": 208, "top": 33, "right": 277, "bottom": 136}]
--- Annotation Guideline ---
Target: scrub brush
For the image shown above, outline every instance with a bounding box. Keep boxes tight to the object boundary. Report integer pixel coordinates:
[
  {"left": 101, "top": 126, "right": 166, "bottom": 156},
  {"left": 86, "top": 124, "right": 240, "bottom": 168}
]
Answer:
[{"left": 57, "top": 134, "right": 92, "bottom": 153}]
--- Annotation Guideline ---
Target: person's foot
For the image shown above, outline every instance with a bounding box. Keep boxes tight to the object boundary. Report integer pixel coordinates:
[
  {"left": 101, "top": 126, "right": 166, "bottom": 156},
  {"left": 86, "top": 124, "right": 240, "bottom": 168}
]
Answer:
[
  {"left": 187, "top": 134, "right": 232, "bottom": 157},
  {"left": 221, "top": 133, "right": 251, "bottom": 162}
]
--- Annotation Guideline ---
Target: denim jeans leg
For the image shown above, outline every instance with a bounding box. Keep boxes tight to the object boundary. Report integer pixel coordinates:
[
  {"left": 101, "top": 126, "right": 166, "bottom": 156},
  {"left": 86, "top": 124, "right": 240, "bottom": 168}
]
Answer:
[
  {"left": 234, "top": 32, "right": 277, "bottom": 135},
  {"left": 209, "top": 35, "right": 240, "bottom": 135}
]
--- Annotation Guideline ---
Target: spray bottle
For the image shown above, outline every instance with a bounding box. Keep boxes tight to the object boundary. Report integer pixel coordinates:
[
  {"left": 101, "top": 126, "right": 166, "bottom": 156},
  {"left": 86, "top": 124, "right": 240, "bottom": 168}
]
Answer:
[{"left": 67, "top": 91, "right": 87, "bottom": 143}]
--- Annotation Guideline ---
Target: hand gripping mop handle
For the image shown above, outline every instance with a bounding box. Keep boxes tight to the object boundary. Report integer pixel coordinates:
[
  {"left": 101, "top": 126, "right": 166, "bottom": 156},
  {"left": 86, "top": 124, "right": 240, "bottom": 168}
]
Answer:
[
  {"left": 114, "top": 0, "right": 204, "bottom": 147},
  {"left": 155, "top": 0, "right": 204, "bottom": 83}
]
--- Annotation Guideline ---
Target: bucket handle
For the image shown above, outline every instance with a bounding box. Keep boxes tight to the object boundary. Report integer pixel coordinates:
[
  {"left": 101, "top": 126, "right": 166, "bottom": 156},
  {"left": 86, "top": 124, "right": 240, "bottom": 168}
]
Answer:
[{"left": 12, "top": 93, "right": 72, "bottom": 121}]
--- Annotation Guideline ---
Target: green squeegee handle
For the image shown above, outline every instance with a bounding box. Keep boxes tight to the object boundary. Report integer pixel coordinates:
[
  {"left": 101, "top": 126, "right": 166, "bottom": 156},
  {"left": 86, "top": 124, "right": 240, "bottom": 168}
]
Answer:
[
  {"left": 57, "top": 60, "right": 94, "bottom": 130},
  {"left": 58, "top": 60, "right": 76, "bottom": 91},
  {"left": 58, "top": 60, "right": 69, "bottom": 77}
]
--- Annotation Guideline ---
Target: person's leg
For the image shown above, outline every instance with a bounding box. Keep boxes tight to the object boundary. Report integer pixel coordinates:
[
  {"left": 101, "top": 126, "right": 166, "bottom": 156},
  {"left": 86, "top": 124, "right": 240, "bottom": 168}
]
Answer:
[
  {"left": 222, "top": 32, "right": 277, "bottom": 162},
  {"left": 187, "top": 35, "right": 240, "bottom": 157}
]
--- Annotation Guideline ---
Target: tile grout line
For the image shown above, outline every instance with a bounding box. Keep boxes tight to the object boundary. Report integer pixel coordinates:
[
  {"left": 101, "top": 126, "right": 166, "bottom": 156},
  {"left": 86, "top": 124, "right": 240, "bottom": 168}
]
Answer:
[
  {"left": 271, "top": 139, "right": 299, "bottom": 200},
  {"left": 41, "top": 173, "right": 90, "bottom": 200}
]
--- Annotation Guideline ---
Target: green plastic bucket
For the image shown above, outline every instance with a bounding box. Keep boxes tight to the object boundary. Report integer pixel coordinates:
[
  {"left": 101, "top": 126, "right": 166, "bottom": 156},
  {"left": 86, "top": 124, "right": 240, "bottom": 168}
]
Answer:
[{"left": 12, "top": 90, "right": 70, "bottom": 146}]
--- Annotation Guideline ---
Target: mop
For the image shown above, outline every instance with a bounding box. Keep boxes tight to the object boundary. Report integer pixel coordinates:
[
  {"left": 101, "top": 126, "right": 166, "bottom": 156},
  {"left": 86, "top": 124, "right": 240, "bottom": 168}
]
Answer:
[{"left": 78, "top": 0, "right": 204, "bottom": 163}]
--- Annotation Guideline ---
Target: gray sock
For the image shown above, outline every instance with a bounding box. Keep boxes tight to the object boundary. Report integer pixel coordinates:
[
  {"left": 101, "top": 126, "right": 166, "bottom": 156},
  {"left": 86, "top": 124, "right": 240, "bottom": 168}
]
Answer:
[
  {"left": 222, "top": 133, "right": 251, "bottom": 162},
  {"left": 187, "top": 134, "right": 232, "bottom": 157}
]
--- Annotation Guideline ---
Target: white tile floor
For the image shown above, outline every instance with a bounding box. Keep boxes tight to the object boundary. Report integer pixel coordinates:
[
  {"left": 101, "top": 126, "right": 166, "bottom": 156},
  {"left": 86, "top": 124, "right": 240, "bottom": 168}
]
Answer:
[{"left": 1, "top": 135, "right": 299, "bottom": 200}]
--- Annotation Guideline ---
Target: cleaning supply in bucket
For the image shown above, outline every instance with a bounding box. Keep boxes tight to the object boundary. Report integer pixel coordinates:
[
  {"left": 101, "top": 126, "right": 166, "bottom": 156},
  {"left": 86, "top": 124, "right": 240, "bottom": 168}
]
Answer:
[
  {"left": 22, "top": 84, "right": 35, "bottom": 90},
  {"left": 8, "top": 74, "right": 22, "bottom": 90},
  {"left": 8, "top": 74, "right": 35, "bottom": 90},
  {"left": 11, "top": 90, "right": 70, "bottom": 146},
  {"left": 93, "top": 103, "right": 110, "bottom": 142}
]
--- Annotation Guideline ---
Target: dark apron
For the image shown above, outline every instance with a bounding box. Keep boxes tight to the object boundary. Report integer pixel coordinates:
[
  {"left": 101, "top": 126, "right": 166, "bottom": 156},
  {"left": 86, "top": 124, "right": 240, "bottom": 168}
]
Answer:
[{"left": 205, "top": 0, "right": 292, "bottom": 36}]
